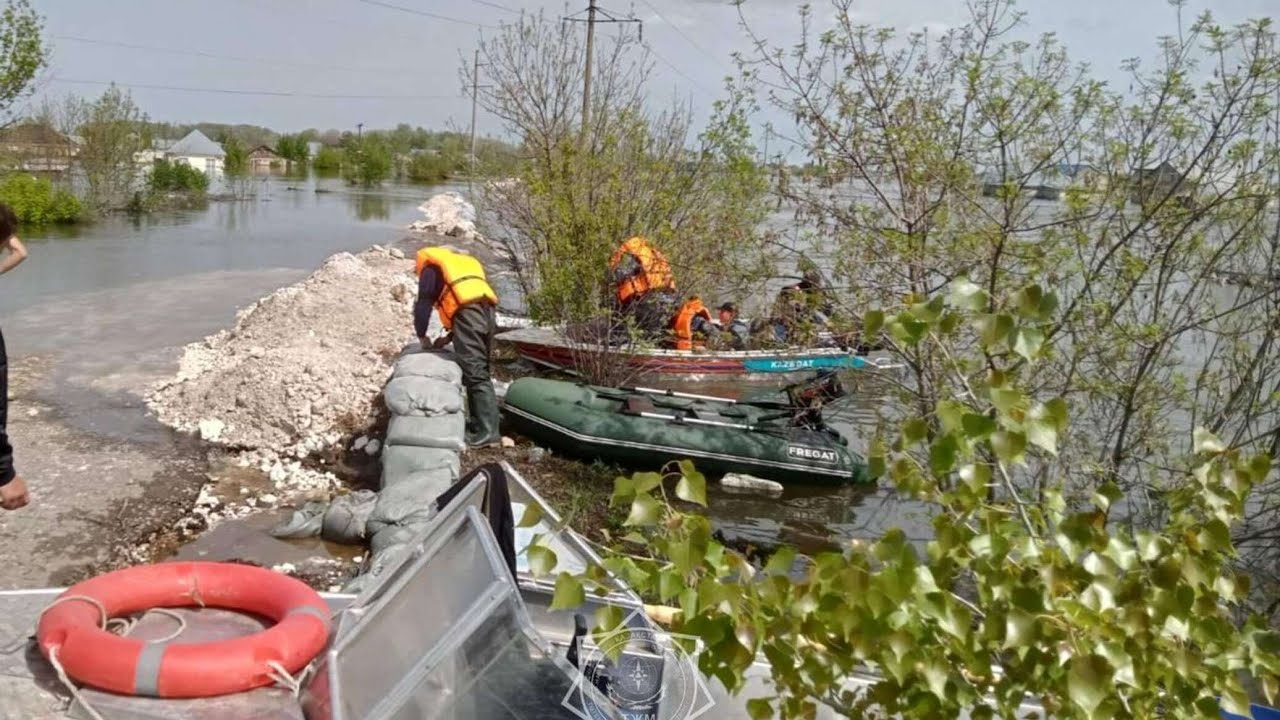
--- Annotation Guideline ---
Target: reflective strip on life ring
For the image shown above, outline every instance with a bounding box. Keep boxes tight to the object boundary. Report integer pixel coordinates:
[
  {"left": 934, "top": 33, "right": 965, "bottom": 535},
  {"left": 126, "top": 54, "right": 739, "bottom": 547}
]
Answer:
[{"left": 36, "top": 561, "right": 330, "bottom": 698}]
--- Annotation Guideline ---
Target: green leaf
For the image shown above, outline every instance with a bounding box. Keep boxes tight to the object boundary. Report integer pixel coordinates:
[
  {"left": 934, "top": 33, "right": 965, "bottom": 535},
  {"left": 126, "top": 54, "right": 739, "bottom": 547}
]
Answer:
[
  {"left": 1194, "top": 427, "right": 1227, "bottom": 454},
  {"left": 1004, "top": 608, "right": 1037, "bottom": 649},
  {"left": 1067, "top": 654, "right": 1113, "bottom": 715},
  {"left": 746, "top": 698, "right": 774, "bottom": 720},
  {"left": 902, "top": 417, "right": 929, "bottom": 445},
  {"left": 991, "top": 431, "right": 1027, "bottom": 465},
  {"left": 1043, "top": 397, "right": 1069, "bottom": 430},
  {"left": 676, "top": 468, "right": 708, "bottom": 507},
  {"left": 516, "top": 502, "right": 543, "bottom": 528},
  {"left": 990, "top": 387, "right": 1024, "bottom": 414},
  {"left": 659, "top": 569, "right": 683, "bottom": 602},
  {"left": 863, "top": 309, "right": 886, "bottom": 340},
  {"left": 929, "top": 435, "right": 960, "bottom": 475},
  {"left": 975, "top": 313, "right": 1015, "bottom": 348},
  {"left": 961, "top": 413, "right": 997, "bottom": 438},
  {"left": 765, "top": 546, "right": 797, "bottom": 576},
  {"left": 895, "top": 316, "right": 930, "bottom": 344},
  {"left": 625, "top": 492, "right": 662, "bottom": 527},
  {"left": 959, "top": 463, "right": 992, "bottom": 494},
  {"left": 593, "top": 605, "right": 628, "bottom": 662},
  {"left": 910, "top": 295, "right": 946, "bottom": 322},
  {"left": 1026, "top": 419, "right": 1058, "bottom": 456},
  {"left": 936, "top": 401, "right": 966, "bottom": 434},
  {"left": 1015, "top": 285, "right": 1059, "bottom": 320},
  {"left": 634, "top": 471, "right": 664, "bottom": 494},
  {"left": 1013, "top": 327, "right": 1046, "bottom": 360},
  {"left": 920, "top": 657, "right": 949, "bottom": 699},
  {"left": 550, "top": 572, "right": 585, "bottom": 610},
  {"left": 948, "top": 277, "right": 989, "bottom": 310},
  {"left": 526, "top": 544, "right": 557, "bottom": 578},
  {"left": 611, "top": 476, "right": 635, "bottom": 506},
  {"left": 1197, "top": 519, "right": 1232, "bottom": 552}
]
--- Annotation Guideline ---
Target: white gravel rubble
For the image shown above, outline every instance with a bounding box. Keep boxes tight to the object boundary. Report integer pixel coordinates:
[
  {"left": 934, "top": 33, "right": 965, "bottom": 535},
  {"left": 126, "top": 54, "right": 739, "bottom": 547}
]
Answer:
[
  {"left": 407, "top": 191, "right": 478, "bottom": 239},
  {"left": 147, "top": 248, "right": 438, "bottom": 454}
]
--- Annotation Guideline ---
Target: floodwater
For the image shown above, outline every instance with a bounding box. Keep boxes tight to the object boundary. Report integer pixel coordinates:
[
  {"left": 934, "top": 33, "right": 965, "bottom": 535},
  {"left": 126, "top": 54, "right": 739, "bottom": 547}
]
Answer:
[{"left": 2, "top": 172, "right": 926, "bottom": 566}]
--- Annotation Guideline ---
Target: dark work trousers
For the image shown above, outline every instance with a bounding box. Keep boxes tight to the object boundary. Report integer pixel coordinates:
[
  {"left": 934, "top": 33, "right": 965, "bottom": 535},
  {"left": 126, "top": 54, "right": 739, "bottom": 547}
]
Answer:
[
  {"left": 0, "top": 327, "right": 13, "bottom": 486},
  {"left": 451, "top": 302, "right": 500, "bottom": 445}
]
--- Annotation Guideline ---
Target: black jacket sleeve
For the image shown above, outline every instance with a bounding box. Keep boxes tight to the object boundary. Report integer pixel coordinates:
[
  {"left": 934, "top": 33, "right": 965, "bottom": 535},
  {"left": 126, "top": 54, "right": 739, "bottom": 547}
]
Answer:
[{"left": 414, "top": 266, "right": 444, "bottom": 338}]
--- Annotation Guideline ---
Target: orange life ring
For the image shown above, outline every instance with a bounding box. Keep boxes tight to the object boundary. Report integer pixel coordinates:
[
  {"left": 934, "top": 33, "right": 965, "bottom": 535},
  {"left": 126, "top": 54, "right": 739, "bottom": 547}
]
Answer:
[{"left": 36, "top": 561, "right": 330, "bottom": 698}]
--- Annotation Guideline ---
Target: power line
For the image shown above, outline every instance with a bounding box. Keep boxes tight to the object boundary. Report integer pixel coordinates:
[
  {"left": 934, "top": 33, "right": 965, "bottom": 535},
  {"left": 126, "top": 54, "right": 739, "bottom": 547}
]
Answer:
[
  {"left": 634, "top": 0, "right": 721, "bottom": 65},
  {"left": 50, "top": 77, "right": 461, "bottom": 100},
  {"left": 469, "top": 0, "right": 519, "bottom": 13},
  {"left": 356, "top": 0, "right": 496, "bottom": 29},
  {"left": 53, "top": 34, "right": 420, "bottom": 77},
  {"left": 647, "top": 44, "right": 717, "bottom": 95}
]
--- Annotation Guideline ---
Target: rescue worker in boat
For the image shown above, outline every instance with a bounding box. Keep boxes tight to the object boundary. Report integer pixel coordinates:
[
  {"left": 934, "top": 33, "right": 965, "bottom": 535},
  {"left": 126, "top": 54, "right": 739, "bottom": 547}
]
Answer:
[
  {"left": 771, "top": 267, "right": 835, "bottom": 345},
  {"left": 414, "top": 246, "right": 502, "bottom": 448},
  {"left": 670, "top": 296, "right": 715, "bottom": 351},
  {"left": 713, "top": 302, "right": 751, "bottom": 350},
  {"left": 608, "top": 236, "right": 679, "bottom": 337}
]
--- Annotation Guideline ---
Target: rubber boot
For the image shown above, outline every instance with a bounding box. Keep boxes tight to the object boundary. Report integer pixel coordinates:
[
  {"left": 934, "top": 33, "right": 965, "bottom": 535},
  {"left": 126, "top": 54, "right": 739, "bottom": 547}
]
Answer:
[{"left": 465, "top": 381, "right": 502, "bottom": 448}]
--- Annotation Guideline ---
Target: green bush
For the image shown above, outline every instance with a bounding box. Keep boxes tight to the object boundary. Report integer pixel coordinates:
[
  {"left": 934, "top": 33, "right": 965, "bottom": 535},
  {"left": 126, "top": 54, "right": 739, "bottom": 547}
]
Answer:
[
  {"left": 149, "top": 158, "right": 209, "bottom": 194},
  {"left": 405, "top": 151, "right": 456, "bottom": 183},
  {"left": 312, "top": 146, "right": 343, "bottom": 171},
  {"left": 0, "top": 174, "right": 83, "bottom": 224}
]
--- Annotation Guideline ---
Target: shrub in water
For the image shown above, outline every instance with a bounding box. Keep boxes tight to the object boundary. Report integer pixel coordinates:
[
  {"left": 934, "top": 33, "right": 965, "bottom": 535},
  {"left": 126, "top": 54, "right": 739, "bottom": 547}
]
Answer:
[{"left": 0, "top": 174, "right": 83, "bottom": 224}]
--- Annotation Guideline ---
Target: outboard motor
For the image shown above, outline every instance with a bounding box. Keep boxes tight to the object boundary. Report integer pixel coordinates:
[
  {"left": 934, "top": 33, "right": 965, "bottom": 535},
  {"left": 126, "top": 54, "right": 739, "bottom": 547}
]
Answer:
[{"left": 785, "top": 371, "right": 847, "bottom": 430}]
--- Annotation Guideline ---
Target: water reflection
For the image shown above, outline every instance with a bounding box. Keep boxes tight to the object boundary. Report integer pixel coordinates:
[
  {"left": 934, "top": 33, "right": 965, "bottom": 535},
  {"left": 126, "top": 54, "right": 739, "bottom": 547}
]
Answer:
[{"left": 351, "top": 192, "right": 391, "bottom": 221}]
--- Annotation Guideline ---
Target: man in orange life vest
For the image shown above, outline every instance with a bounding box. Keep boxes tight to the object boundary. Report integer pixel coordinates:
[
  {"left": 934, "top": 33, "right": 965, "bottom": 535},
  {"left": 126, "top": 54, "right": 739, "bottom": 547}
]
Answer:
[
  {"left": 608, "top": 236, "right": 679, "bottom": 336},
  {"left": 414, "top": 246, "right": 502, "bottom": 448},
  {"left": 669, "top": 296, "right": 715, "bottom": 350}
]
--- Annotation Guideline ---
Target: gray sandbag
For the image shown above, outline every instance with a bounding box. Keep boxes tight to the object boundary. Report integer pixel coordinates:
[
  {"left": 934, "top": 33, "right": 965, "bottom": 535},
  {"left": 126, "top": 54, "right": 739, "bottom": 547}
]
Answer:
[
  {"left": 381, "top": 445, "right": 460, "bottom": 485},
  {"left": 366, "top": 469, "right": 453, "bottom": 537},
  {"left": 385, "top": 414, "right": 465, "bottom": 451},
  {"left": 370, "top": 525, "right": 424, "bottom": 557},
  {"left": 393, "top": 352, "right": 463, "bottom": 385},
  {"left": 320, "top": 489, "right": 379, "bottom": 545},
  {"left": 269, "top": 500, "right": 329, "bottom": 539},
  {"left": 384, "top": 376, "right": 463, "bottom": 417}
]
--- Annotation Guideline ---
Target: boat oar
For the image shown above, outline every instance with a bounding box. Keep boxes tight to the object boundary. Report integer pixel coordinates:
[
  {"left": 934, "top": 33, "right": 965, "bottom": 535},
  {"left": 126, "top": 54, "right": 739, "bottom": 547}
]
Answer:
[
  {"left": 636, "top": 410, "right": 761, "bottom": 431},
  {"left": 611, "top": 384, "right": 793, "bottom": 410}
]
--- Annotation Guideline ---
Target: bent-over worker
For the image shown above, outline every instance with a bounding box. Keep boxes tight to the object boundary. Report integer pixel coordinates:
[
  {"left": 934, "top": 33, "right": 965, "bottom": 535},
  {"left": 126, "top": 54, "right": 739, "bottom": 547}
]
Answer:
[
  {"left": 414, "top": 246, "right": 502, "bottom": 449},
  {"left": 0, "top": 203, "right": 29, "bottom": 511},
  {"left": 670, "top": 296, "right": 715, "bottom": 350},
  {"left": 608, "top": 236, "right": 679, "bottom": 336}
]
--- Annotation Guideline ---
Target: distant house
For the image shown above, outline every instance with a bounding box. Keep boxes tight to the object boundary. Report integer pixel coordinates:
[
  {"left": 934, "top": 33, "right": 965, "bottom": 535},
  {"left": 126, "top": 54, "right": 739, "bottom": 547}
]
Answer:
[
  {"left": 248, "top": 145, "right": 283, "bottom": 172},
  {"left": 166, "top": 130, "right": 225, "bottom": 176},
  {"left": 0, "top": 122, "right": 79, "bottom": 172},
  {"left": 1130, "top": 161, "right": 1193, "bottom": 206},
  {"left": 307, "top": 141, "right": 323, "bottom": 159}
]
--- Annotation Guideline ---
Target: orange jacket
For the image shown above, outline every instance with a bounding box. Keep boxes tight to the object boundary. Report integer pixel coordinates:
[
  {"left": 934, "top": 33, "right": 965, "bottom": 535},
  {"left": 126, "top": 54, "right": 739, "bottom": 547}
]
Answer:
[
  {"left": 415, "top": 246, "right": 498, "bottom": 330},
  {"left": 608, "top": 236, "right": 675, "bottom": 304},
  {"left": 671, "top": 297, "right": 713, "bottom": 350}
]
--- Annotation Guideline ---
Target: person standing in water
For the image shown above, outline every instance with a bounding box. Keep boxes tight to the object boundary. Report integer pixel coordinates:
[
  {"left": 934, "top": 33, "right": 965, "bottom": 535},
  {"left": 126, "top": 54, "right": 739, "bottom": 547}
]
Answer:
[
  {"left": 413, "top": 246, "right": 502, "bottom": 449},
  {"left": 0, "top": 203, "right": 29, "bottom": 510}
]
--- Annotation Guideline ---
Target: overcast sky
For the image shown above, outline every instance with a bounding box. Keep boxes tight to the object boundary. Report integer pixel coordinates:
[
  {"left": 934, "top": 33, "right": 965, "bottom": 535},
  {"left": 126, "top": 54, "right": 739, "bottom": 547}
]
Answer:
[{"left": 31, "top": 0, "right": 1279, "bottom": 141}]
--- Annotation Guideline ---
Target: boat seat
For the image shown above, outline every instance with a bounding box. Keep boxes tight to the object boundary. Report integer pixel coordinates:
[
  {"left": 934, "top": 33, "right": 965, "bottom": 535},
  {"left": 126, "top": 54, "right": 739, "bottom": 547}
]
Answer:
[
  {"left": 691, "top": 409, "right": 723, "bottom": 422},
  {"left": 621, "top": 396, "right": 657, "bottom": 416}
]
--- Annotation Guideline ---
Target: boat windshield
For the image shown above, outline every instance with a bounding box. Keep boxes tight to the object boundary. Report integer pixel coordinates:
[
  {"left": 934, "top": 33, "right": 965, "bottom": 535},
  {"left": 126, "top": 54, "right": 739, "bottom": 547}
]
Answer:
[{"left": 307, "top": 501, "right": 621, "bottom": 720}]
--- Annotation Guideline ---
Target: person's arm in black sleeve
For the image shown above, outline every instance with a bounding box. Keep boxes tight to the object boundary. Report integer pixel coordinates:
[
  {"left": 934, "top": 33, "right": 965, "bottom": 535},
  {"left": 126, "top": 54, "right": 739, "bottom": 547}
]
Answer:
[{"left": 414, "top": 266, "right": 443, "bottom": 341}]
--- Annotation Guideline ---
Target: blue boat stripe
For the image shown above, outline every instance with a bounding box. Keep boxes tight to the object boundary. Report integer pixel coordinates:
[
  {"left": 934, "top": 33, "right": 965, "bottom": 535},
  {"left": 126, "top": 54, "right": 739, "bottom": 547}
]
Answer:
[
  {"left": 504, "top": 406, "right": 851, "bottom": 478},
  {"left": 133, "top": 642, "right": 167, "bottom": 697}
]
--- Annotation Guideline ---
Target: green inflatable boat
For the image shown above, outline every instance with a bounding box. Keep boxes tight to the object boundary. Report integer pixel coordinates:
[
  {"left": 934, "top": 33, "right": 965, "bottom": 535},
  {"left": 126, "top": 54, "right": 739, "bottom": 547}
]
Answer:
[{"left": 501, "top": 376, "right": 870, "bottom": 486}]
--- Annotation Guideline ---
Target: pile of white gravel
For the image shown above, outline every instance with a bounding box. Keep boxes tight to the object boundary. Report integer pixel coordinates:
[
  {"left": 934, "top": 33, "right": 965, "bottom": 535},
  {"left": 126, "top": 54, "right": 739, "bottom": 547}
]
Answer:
[{"left": 146, "top": 246, "right": 444, "bottom": 506}]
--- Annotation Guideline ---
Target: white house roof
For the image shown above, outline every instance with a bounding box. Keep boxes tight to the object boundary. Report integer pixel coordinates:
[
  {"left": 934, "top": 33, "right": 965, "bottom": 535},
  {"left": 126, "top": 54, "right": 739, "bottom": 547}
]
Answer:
[{"left": 168, "top": 130, "right": 225, "bottom": 158}]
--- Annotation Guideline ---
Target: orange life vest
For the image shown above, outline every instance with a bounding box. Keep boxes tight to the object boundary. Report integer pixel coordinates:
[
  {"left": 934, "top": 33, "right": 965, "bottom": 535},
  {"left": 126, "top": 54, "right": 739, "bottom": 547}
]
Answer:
[
  {"left": 415, "top": 247, "right": 498, "bottom": 331},
  {"left": 671, "top": 297, "right": 713, "bottom": 351},
  {"left": 608, "top": 236, "right": 675, "bottom": 304}
]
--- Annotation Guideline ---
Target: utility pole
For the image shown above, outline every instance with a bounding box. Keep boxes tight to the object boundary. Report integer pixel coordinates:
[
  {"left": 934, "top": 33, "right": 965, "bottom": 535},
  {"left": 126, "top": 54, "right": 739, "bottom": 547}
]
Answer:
[
  {"left": 470, "top": 48, "right": 481, "bottom": 192},
  {"left": 564, "top": 2, "right": 640, "bottom": 140},
  {"left": 357, "top": 123, "right": 363, "bottom": 139},
  {"left": 582, "top": 0, "right": 597, "bottom": 133},
  {"left": 466, "top": 48, "right": 491, "bottom": 196}
]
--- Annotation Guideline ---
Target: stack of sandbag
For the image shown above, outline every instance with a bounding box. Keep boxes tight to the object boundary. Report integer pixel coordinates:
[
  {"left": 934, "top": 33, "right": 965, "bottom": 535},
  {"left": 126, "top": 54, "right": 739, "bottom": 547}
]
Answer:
[{"left": 271, "top": 343, "right": 466, "bottom": 593}]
